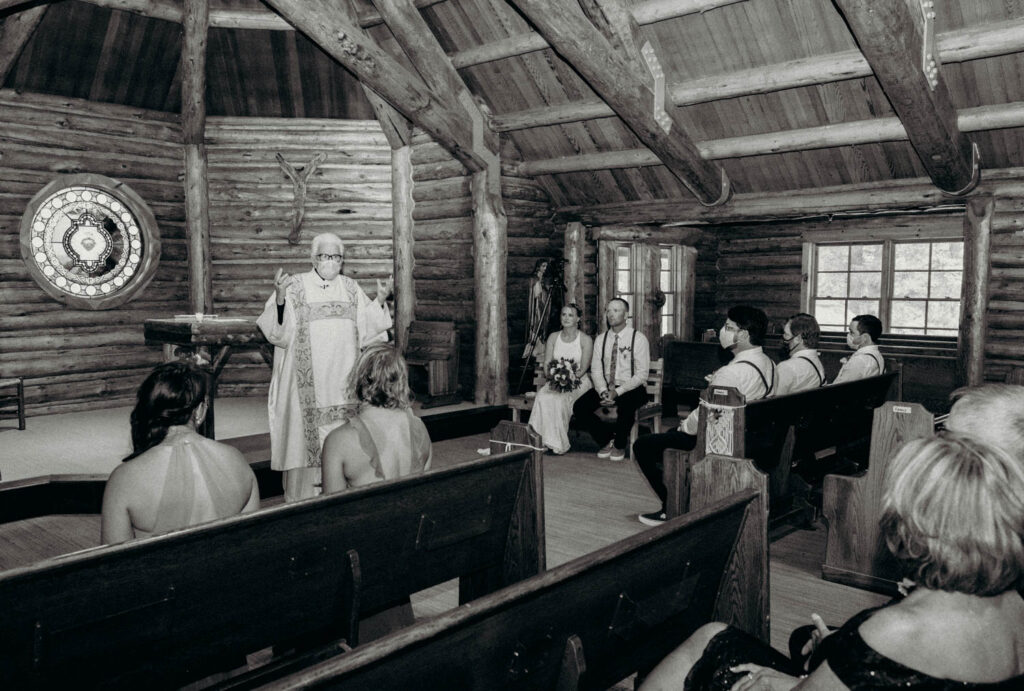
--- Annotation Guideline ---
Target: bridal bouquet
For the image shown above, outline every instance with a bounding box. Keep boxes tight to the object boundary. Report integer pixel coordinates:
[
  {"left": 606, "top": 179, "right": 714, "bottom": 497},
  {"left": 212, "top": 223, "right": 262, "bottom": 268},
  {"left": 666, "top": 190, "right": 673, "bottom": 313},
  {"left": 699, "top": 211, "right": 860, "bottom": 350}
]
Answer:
[{"left": 546, "top": 357, "right": 582, "bottom": 393}]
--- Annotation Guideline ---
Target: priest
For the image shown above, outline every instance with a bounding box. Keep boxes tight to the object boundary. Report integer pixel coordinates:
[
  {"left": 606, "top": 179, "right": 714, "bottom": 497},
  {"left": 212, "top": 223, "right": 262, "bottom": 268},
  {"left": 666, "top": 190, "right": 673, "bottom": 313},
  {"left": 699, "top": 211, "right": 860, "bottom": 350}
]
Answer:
[{"left": 257, "top": 232, "right": 393, "bottom": 501}]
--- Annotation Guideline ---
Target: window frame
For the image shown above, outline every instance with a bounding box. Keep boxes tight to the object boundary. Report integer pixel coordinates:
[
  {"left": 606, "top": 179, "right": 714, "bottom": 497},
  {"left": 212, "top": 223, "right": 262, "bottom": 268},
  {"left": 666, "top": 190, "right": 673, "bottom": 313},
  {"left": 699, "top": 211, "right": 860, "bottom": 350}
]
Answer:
[{"left": 801, "top": 223, "right": 965, "bottom": 337}]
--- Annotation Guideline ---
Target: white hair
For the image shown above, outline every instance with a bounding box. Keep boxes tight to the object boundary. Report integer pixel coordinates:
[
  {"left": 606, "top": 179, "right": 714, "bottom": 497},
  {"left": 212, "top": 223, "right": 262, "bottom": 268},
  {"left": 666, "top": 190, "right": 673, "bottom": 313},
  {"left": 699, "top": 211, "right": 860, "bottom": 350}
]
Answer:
[{"left": 310, "top": 232, "right": 344, "bottom": 261}]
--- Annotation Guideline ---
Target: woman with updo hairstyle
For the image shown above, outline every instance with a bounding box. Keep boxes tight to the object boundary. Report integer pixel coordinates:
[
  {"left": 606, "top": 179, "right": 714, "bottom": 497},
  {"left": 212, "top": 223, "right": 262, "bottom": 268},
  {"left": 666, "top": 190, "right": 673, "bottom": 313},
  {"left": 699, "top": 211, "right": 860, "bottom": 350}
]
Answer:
[
  {"left": 101, "top": 362, "right": 259, "bottom": 544},
  {"left": 639, "top": 432, "right": 1024, "bottom": 690},
  {"left": 321, "top": 344, "right": 432, "bottom": 492},
  {"left": 528, "top": 302, "right": 593, "bottom": 455}
]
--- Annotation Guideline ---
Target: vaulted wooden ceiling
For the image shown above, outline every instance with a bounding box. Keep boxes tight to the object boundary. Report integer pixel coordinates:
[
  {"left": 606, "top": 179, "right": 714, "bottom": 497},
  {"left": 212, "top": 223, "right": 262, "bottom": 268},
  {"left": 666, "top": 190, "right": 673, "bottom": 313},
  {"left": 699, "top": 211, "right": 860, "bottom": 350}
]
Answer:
[{"left": 3, "top": 0, "right": 1024, "bottom": 211}]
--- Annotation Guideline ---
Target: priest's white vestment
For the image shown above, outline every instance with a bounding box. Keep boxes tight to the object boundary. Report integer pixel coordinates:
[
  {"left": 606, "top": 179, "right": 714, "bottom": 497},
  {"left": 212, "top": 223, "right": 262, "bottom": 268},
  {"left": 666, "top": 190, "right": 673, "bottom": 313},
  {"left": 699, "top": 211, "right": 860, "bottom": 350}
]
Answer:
[{"left": 257, "top": 270, "right": 391, "bottom": 473}]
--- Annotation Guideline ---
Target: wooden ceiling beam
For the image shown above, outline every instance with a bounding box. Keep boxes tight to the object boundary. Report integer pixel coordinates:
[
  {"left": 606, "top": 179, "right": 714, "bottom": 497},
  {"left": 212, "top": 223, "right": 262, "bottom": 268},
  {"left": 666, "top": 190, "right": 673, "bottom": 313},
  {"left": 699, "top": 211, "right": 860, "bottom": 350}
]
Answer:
[
  {"left": 515, "top": 100, "right": 1024, "bottom": 176},
  {"left": 372, "top": 0, "right": 499, "bottom": 157},
  {"left": 449, "top": 0, "right": 743, "bottom": 68},
  {"left": 832, "top": 0, "right": 976, "bottom": 194},
  {"left": 10, "top": 0, "right": 444, "bottom": 31},
  {"left": 491, "top": 18, "right": 1024, "bottom": 132},
  {"left": 0, "top": 5, "right": 46, "bottom": 83},
  {"left": 553, "top": 168, "right": 1024, "bottom": 226},
  {"left": 262, "top": 0, "right": 486, "bottom": 172},
  {"left": 507, "top": 0, "right": 729, "bottom": 205}
]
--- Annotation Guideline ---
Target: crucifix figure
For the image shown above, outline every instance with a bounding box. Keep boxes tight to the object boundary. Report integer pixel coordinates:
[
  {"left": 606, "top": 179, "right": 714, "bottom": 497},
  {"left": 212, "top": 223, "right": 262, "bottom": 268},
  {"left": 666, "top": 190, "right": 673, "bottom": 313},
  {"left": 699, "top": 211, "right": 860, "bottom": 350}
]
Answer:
[{"left": 277, "top": 152, "right": 327, "bottom": 245}]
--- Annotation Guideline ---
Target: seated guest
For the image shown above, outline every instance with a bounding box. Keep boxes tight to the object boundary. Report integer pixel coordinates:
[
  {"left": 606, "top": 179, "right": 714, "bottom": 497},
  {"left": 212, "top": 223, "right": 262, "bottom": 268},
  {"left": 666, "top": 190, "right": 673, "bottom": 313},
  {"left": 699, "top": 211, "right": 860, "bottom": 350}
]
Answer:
[
  {"left": 633, "top": 306, "right": 776, "bottom": 526},
  {"left": 322, "top": 344, "right": 431, "bottom": 492},
  {"left": 572, "top": 297, "right": 650, "bottom": 462},
  {"left": 528, "top": 304, "right": 594, "bottom": 455},
  {"left": 832, "top": 314, "right": 883, "bottom": 384},
  {"left": 101, "top": 362, "right": 260, "bottom": 544},
  {"left": 775, "top": 313, "right": 825, "bottom": 396},
  {"left": 639, "top": 432, "right": 1024, "bottom": 690}
]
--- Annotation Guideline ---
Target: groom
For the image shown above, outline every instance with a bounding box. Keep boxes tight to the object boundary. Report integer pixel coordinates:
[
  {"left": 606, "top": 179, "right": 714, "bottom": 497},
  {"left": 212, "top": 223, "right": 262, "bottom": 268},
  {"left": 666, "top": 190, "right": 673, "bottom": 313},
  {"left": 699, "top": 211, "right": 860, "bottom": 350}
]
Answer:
[{"left": 572, "top": 297, "right": 651, "bottom": 461}]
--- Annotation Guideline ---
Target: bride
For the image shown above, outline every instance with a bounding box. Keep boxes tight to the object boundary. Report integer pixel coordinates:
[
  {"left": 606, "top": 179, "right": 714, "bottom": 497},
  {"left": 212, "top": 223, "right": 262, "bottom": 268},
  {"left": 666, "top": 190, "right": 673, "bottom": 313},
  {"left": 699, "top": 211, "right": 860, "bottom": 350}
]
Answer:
[{"left": 528, "top": 304, "right": 593, "bottom": 454}]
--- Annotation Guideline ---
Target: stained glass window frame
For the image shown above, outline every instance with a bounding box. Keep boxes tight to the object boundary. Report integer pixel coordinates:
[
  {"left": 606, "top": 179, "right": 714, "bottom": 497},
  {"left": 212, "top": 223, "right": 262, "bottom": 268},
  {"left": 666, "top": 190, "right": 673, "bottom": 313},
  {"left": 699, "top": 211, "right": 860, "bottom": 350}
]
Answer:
[{"left": 19, "top": 173, "right": 162, "bottom": 310}]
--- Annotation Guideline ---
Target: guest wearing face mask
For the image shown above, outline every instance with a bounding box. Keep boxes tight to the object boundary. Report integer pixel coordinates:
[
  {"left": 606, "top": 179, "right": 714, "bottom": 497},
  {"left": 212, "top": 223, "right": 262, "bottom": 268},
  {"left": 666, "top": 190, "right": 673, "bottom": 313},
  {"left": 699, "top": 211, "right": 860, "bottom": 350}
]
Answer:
[
  {"left": 775, "top": 313, "right": 825, "bottom": 397},
  {"left": 832, "top": 314, "right": 884, "bottom": 384},
  {"left": 257, "top": 232, "right": 394, "bottom": 502},
  {"left": 632, "top": 306, "right": 776, "bottom": 526}
]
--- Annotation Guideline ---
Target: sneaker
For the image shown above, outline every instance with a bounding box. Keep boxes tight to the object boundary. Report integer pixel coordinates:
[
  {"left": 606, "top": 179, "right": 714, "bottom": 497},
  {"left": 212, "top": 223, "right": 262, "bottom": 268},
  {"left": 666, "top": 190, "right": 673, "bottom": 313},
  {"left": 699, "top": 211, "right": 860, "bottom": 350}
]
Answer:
[
  {"left": 638, "top": 511, "right": 667, "bottom": 527},
  {"left": 596, "top": 442, "right": 616, "bottom": 459},
  {"left": 609, "top": 447, "right": 626, "bottom": 461}
]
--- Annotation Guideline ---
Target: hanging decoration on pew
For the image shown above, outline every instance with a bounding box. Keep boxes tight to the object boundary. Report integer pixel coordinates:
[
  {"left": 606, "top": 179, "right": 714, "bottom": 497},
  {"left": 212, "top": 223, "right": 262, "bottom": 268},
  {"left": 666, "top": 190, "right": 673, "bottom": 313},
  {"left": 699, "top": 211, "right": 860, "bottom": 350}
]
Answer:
[{"left": 546, "top": 357, "right": 582, "bottom": 393}]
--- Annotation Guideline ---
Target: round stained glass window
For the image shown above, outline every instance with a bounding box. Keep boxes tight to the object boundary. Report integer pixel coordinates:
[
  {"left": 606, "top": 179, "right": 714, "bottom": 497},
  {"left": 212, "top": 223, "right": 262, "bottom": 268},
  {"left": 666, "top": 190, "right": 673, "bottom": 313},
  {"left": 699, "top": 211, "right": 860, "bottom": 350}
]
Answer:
[{"left": 20, "top": 174, "right": 161, "bottom": 310}]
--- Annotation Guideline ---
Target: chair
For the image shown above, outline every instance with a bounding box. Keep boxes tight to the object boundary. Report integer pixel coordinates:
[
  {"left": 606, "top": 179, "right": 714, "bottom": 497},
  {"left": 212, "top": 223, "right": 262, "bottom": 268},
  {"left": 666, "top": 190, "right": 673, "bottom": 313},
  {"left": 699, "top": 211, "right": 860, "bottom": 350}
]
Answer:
[
  {"left": 405, "top": 321, "right": 461, "bottom": 408},
  {"left": 0, "top": 378, "right": 26, "bottom": 431},
  {"left": 510, "top": 359, "right": 664, "bottom": 452}
]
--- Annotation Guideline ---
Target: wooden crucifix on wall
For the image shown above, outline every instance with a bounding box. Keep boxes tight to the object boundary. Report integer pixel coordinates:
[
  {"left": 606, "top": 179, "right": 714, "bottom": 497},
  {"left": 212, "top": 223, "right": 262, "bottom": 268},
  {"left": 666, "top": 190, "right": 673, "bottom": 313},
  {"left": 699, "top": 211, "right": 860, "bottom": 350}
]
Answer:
[{"left": 277, "top": 152, "right": 326, "bottom": 244}]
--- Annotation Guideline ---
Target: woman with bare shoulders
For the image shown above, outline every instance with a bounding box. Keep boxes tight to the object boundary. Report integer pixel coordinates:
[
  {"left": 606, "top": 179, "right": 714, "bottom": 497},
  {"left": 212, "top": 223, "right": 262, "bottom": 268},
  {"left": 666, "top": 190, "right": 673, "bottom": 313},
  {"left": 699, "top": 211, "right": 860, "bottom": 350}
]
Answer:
[
  {"left": 321, "top": 344, "right": 431, "bottom": 493},
  {"left": 640, "top": 432, "right": 1024, "bottom": 690},
  {"left": 528, "top": 303, "right": 593, "bottom": 455},
  {"left": 101, "top": 362, "right": 260, "bottom": 544}
]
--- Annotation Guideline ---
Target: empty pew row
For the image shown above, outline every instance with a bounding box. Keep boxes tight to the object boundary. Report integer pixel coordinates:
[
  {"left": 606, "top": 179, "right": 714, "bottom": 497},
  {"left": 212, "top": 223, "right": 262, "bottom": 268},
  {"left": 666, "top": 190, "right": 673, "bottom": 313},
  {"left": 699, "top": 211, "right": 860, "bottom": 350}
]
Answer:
[
  {"left": 251, "top": 454, "right": 769, "bottom": 691},
  {"left": 821, "top": 401, "right": 934, "bottom": 594},
  {"left": 0, "top": 440, "right": 543, "bottom": 690},
  {"left": 664, "top": 372, "right": 899, "bottom": 523}
]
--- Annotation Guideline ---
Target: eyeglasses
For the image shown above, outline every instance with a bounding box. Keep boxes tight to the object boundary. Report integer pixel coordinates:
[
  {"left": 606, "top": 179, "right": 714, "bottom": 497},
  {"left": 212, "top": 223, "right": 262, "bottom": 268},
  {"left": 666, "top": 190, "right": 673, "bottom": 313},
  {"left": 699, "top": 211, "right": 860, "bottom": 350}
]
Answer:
[{"left": 316, "top": 254, "right": 343, "bottom": 262}]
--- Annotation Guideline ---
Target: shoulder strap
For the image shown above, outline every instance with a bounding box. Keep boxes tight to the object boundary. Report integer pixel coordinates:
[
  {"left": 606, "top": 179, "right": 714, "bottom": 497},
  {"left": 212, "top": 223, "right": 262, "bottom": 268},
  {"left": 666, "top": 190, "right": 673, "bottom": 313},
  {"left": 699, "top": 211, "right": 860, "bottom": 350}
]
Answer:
[
  {"left": 868, "top": 351, "right": 884, "bottom": 375},
  {"left": 630, "top": 329, "right": 637, "bottom": 377},
  {"left": 803, "top": 357, "right": 825, "bottom": 386},
  {"left": 737, "top": 360, "right": 771, "bottom": 399}
]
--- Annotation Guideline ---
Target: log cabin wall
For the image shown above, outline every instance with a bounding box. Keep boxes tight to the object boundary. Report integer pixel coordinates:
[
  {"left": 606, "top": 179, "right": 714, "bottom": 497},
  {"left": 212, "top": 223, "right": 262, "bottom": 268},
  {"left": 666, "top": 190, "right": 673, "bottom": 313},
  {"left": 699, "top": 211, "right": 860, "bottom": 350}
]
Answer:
[
  {"left": 0, "top": 90, "right": 187, "bottom": 416},
  {"left": 205, "top": 117, "right": 393, "bottom": 397},
  {"left": 410, "top": 133, "right": 557, "bottom": 396}
]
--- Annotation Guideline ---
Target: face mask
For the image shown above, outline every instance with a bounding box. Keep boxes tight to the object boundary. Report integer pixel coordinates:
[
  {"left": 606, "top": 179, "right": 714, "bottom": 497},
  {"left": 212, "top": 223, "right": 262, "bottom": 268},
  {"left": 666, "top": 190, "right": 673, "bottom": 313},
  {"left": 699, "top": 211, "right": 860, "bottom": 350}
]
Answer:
[
  {"left": 719, "top": 327, "right": 734, "bottom": 349},
  {"left": 846, "top": 332, "right": 859, "bottom": 350},
  {"left": 316, "top": 259, "right": 341, "bottom": 281}
]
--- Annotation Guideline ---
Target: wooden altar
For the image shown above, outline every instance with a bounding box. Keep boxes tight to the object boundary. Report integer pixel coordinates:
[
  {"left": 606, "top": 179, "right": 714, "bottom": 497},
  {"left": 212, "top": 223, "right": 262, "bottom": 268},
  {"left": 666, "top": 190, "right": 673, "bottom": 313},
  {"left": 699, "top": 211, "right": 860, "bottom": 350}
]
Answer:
[{"left": 144, "top": 317, "right": 271, "bottom": 438}]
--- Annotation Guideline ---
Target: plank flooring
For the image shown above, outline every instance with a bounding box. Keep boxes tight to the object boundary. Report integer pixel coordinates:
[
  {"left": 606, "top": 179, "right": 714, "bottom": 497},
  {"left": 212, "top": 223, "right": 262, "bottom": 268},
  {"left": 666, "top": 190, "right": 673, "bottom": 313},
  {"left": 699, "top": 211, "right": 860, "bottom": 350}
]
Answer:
[{"left": 0, "top": 425, "right": 887, "bottom": 662}]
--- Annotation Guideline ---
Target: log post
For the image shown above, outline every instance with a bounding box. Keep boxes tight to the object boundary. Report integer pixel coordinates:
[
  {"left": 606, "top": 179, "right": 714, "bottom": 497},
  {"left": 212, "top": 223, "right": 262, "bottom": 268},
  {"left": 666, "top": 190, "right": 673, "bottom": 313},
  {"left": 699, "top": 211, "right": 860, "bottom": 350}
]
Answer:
[
  {"left": 182, "top": 0, "right": 211, "bottom": 314},
  {"left": 957, "top": 196, "right": 993, "bottom": 387},
  {"left": 472, "top": 169, "right": 508, "bottom": 405},
  {"left": 563, "top": 221, "right": 586, "bottom": 332},
  {"left": 392, "top": 144, "right": 415, "bottom": 352}
]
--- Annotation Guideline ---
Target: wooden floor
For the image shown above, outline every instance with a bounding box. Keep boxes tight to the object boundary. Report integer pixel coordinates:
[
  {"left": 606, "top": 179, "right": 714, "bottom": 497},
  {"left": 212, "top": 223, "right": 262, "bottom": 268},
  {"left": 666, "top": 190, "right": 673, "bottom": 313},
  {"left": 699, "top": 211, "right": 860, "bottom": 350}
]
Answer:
[{"left": 0, "top": 427, "right": 887, "bottom": 658}]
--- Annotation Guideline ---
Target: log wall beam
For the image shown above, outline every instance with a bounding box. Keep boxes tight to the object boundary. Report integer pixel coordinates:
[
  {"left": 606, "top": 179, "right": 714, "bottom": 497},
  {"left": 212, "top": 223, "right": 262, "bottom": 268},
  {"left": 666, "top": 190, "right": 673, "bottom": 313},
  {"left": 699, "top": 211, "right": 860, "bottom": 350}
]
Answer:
[
  {"left": 182, "top": 0, "right": 211, "bottom": 313},
  {"left": 262, "top": 0, "right": 486, "bottom": 172},
  {"left": 507, "top": 0, "right": 729, "bottom": 206},
  {"left": 490, "top": 18, "right": 1024, "bottom": 132},
  {"left": 563, "top": 221, "right": 586, "bottom": 333},
  {"left": 472, "top": 169, "right": 509, "bottom": 405},
  {"left": 0, "top": 5, "right": 47, "bottom": 83},
  {"left": 958, "top": 197, "right": 993, "bottom": 387},
  {"left": 553, "top": 167, "right": 1024, "bottom": 226},
  {"left": 392, "top": 144, "right": 415, "bottom": 353},
  {"left": 832, "top": 0, "right": 977, "bottom": 194},
  {"left": 515, "top": 101, "right": 1024, "bottom": 177}
]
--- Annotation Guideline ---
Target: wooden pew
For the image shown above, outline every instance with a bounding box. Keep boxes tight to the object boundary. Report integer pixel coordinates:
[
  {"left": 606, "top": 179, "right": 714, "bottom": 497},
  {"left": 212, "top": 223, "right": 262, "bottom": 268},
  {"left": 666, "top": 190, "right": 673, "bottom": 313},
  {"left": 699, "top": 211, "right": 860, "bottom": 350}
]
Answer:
[
  {"left": 821, "top": 402, "right": 933, "bottom": 594},
  {"left": 251, "top": 457, "right": 768, "bottom": 691},
  {"left": 0, "top": 445, "right": 542, "bottom": 690},
  {"left": 661, "top": 339, "right": 732, "bottom": 415},
  {"left": 665, "top": 372, "right": 899, "bottom": 522},
  {"left": 405, "top": 320, "right": 461, "bottom": 408}
]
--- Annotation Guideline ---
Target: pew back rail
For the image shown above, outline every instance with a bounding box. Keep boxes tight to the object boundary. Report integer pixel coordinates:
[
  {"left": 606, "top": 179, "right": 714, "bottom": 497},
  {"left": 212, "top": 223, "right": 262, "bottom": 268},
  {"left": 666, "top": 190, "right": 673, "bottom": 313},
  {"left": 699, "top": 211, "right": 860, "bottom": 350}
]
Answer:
[{"left": 0, "top": 447, "right": 541, "bottom": 689}]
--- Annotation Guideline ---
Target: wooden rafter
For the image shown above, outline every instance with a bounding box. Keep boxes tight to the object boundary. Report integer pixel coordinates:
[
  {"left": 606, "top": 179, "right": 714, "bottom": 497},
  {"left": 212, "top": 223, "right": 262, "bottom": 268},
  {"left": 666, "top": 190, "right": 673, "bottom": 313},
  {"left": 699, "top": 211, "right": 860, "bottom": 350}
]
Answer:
[
  {"left": 262, "top": 0, "right": 486, "bottom": 172},
  {"left": 0, "top": 4, "right": 46, "bottom": 83},
  {"left": 490, "top": 18, "right": 1024, "bottom": 132},
  {"left": 833, "top": 0, "right": 977, "bottom": 194},
  {"left": 507, "top": 0, "right": 729, "bottom": 206},
  {"left": 514, "top": 101, "right": 1024, "bottom": 176},
  {"left": 372, "top": 0, "right": 499, "bottom": 158}
]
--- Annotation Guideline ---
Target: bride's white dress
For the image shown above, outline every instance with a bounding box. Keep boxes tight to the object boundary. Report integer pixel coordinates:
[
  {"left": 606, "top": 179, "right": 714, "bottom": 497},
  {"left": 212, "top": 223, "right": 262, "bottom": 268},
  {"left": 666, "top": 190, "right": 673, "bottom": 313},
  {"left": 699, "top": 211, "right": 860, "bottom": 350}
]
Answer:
[{"left": 528, "top": 331, "right": 592, "bottom": 454}]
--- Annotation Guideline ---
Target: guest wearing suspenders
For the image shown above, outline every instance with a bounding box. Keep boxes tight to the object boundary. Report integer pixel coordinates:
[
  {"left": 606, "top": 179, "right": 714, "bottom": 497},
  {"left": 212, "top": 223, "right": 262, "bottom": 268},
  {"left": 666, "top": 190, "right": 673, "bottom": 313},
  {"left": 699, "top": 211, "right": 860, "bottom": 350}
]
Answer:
[
  {"left": 775, "top": 313, "right": 826, "bottom": 396},
  {"left": 572, "top": 298, "right": 651, "bottom": 462},
  {"left": 633, "top": 306, "right": 776, "bottom": 526},
  {"left": 832, "top": 314, "right": 884, "bottom": 384}
]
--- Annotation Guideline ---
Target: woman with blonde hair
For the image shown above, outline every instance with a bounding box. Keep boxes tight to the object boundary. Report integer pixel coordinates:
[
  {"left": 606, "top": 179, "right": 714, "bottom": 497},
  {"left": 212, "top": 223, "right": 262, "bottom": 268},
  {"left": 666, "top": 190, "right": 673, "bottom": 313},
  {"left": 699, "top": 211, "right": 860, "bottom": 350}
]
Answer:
[
  {"left": 322, "top": 344, "right": 431, "bottom": 492},
  {"left": 101, "top": 362, "right": 260, "bottom": 544},
  {"left": 640, "top": 432, "right": 1024, "bottom": 690}
]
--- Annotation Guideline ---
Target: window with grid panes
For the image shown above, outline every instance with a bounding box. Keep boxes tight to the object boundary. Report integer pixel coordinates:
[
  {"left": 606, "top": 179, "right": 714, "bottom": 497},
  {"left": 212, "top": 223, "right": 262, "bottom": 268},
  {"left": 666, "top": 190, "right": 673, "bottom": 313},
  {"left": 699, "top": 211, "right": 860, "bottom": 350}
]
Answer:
[
  {"left": 612, "top": 244, "right": 682, "bottom": 336},
  {"left": 811, "top": 240, "right": 963, "bottom": 335}
]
